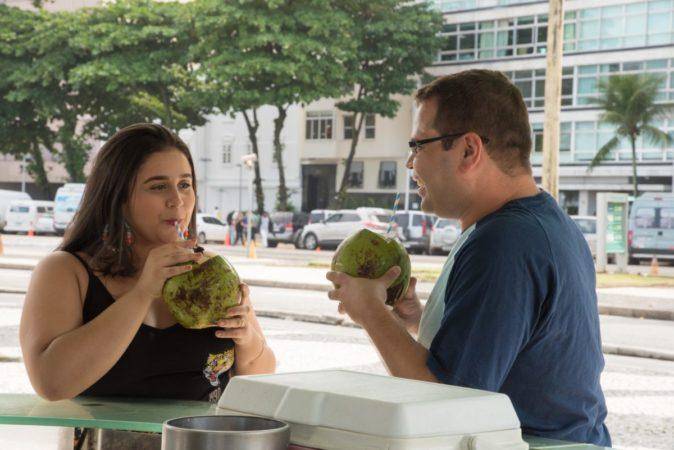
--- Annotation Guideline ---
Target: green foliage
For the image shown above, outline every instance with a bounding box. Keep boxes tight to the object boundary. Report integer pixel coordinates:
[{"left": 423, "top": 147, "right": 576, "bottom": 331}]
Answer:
[
  {"left": 333, "top": 0, "right": 443, "bottom": 207},
  {"left": 192, "top": 0, "right": 356, "bottom": 213},
  {"left": 0, "top": 6, "right": 55, "bottom": 193},
  {"left": 68, "top": 0, "right": 212, "bottom": 136},
  {"left": 589, "top": 74, "right": 674, "bottom": 197}
]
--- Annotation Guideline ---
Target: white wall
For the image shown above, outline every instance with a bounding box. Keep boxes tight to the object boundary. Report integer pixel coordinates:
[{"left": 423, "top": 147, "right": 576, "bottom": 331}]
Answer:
[{"left": 181, "top": 105, "right": 303, "bottom": 215}]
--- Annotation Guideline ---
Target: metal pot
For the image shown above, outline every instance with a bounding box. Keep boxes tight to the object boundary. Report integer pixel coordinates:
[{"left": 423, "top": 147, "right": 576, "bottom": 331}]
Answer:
[{"left": 162, "top": 415, "right": 290, "bottom": 450}]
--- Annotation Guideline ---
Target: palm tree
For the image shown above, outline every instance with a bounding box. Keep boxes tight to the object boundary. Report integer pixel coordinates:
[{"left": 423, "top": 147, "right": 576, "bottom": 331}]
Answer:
[{"left": 588, "top": 74, "right": 673, "bottom": 198}]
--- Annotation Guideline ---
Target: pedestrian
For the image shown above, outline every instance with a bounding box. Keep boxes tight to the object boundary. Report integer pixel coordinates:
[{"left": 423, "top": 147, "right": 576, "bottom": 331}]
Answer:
[
  {"left": 326, "top": 70, "right": 610, "bottom": 446},
  {"left": 226, "top": 210, "right": 236, "bottom": 244},
  {"left": 260, "top": 212, "right": 270, "bottom": 247},
  {"left": 20, "top": 123, "right": 275, "bottom": 407},
  {"left": 234, "top": 212, "right": 244, "bottom": 246}
]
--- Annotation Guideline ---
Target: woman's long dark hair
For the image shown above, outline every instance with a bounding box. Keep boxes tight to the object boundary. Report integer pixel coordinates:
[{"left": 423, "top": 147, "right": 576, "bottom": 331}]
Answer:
[{"left": 59, "top": 123, "right": 198, "bottom": 277}]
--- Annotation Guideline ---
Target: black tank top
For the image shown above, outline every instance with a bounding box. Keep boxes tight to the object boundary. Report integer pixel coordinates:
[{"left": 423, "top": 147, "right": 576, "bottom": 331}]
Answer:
[{"left": 69, "top": 252, "right": 235, "bottom": 403}]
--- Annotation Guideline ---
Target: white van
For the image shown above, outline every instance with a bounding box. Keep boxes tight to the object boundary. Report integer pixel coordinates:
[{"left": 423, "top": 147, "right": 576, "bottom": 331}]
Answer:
[
  {"left": 628, "top": 193, "right": 674, "bottom": 263},
  {"left": 54, "top": 183, "right": 86, "bottom": 235},
  {"left": 4, "top": 200, "right": 55, "bottom": 235},
  {"left": 0, "top": 189, "right": 32, "bottom": 231}
]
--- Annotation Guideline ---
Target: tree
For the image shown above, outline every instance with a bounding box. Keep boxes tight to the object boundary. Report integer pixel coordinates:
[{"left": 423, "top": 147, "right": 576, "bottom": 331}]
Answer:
[
  {"left": 260, "top": 0, "right": 355, "bottom": 211},
  {"left": 0, "top": 6, "right": 55, "bottom": 195},
  {"left": 331, "top": 0, "right": 442, "bottom": 208},
  {"left": 68, "top": 0, "right": 212, "bottom": 138},
  {"left": 588, "top": 74, "right": 674, "bottom": 198}
]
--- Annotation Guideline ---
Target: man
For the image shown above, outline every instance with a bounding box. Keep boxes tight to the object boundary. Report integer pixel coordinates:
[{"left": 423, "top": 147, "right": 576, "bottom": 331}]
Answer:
[{"left": 327, "top": 70, "right": 610, "bottom": 446}]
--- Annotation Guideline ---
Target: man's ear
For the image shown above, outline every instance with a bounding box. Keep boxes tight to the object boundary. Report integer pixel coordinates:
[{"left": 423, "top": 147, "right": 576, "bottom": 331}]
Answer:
[{"left": 458, "top": 132, "right": 484, "bottom": 172}]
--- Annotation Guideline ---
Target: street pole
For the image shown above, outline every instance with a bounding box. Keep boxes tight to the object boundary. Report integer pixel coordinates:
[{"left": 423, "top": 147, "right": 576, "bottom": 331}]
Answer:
[
  {"left": 240, "top": 153, "right": 258, "bottom": 256},
  {"left": 542, "top": 0, "right": 564, "bottom": 201},
  {"left": 199, "top": 157, "right": 212, "bottom": 212},
  {"left": 238, "top": 163, "right": 243, "bottom": 212},
  {"left": 404, "top": 168, "right": 411, "bottom": 211},
  {"left": 20, "top": 155, "right": 27, "bottom": 193},
  {"left": 247, "top": 168, "right": 253, "bottom": 245}
]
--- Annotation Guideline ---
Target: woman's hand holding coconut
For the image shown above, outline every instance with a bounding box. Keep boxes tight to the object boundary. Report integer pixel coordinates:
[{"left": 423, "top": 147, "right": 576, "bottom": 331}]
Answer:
[
  {"left": 213, "top": 284, "right": 274, "bottom": 374},
  {"left": 133, "top": 239, "right": 203, "bottom": 300}
]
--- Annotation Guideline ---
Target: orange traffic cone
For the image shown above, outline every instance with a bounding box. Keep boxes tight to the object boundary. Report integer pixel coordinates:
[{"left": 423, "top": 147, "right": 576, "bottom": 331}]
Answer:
[
  {"left": 0, "top": 234, "right": 4, "bottom": 256},
  {"left": 27, "top": 227, "right": 35, "bottom": 237},
  {"left": 247, "top": 239, "right": 257, "bottom": 259},
  {"left": 650, "top": 256, "right": 659, "bottom": 277},
  {"left": 224, "top": 231, "right": 231, "bottom": 247},
  {"left": 315, "top": 246, "right": 321, "bottom": 252}
]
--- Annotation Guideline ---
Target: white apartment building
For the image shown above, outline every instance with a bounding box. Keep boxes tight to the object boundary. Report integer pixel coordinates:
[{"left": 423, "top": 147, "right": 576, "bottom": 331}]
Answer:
[
  {"left": 180, "top": 106, "right": 303, "bottom": 215},
  {"left": 428, "top": 0, "right": 674, "bottom": 215},
  {"left": 298, "top": 96, "right": 416, "bottom": 212}
]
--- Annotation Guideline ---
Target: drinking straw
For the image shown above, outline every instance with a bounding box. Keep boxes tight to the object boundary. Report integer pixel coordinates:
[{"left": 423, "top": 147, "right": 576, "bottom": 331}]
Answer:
[{"left": 386, "top": 192, "right": 401, "bottom": 236}]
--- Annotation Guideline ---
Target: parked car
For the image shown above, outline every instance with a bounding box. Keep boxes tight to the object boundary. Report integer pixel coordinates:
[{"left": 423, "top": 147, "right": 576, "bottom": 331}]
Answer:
[
  {"left": 0, "top": 189, "right": 31, "bottom": 231},
  {"left": 196, "top": 213, "right": 228, "bottom": 244},
  {"left": 628, "top": 193, "right": 674, "bottom": 263},
  {"left": 53, "top": 183, "right": 85, "bottom": 235},
  {"left": 428, "top": 218, "right": 461, "bottom": 255},
  {"left": 300, "top": 207, "right": 398, "bottom": 250},
  {"left": 268, "top": 211, "right": 309, "bottom": 248},
  {"left": 394, "top": 211, "right": 437, "bottom": 254},
  {"left": 570, "top": 215, "right": 597, "bottom": 257},
  {"left": 308, "top": 209, "right": 337, "bottom": 224},
  {"left": 4, "top": 200, "right": 55, "bottom": 235}
]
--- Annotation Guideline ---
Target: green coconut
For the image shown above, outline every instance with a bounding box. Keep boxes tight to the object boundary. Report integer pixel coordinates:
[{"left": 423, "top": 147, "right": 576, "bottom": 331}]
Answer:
[
  {"left": 331, "top": 229, "right": 411, "bottom": 306},
  {"left": 162, "top": 254, "right": 240, "bottom": 329}
]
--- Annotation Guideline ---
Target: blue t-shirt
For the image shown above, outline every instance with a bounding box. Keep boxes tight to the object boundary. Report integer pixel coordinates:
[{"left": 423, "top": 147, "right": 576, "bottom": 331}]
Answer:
[{"left": 427, "top": 191, "right": 611, "bottom": 447}]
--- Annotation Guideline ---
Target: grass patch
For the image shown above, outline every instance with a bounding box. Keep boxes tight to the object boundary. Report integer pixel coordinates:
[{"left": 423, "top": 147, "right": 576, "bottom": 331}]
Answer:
[{"left": 596, "top": 273, "right": 674, "bottom": 288}]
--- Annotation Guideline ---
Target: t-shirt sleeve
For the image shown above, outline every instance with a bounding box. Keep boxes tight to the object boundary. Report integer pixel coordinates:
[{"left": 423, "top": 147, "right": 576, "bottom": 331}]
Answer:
[{"left": 427, "top": 217, "right": 553, "bottom": 392}]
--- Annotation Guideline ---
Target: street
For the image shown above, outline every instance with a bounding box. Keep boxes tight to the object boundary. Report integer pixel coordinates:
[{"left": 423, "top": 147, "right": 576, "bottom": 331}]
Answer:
[
  {"left": 1, "top": 283, "right": 674, "bottom": 449},
  {"left": 0, "top": 235, "right": 673, "bottom": 448}
]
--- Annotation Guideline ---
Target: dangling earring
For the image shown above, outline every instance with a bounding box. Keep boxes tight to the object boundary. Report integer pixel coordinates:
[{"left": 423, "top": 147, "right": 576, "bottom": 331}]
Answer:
[
  {"left": 102, "top": 224, "right": 110, "bottom": 242},
  {"left": 124, "top": 220, "right": 135, "bottom": 246}
]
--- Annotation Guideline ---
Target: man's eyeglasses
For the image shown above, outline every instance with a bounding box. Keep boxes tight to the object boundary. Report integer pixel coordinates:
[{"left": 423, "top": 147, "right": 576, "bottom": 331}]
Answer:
[{"left": 408, "top": 132, "right": 490, "bottom": 155}]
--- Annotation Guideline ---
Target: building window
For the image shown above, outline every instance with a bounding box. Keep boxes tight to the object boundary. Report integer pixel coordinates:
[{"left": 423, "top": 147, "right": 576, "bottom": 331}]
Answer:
[
  {"left": 378, "top": 161, "right": 397, "bottom": 189},
  {"left": 222, "top": 142, "right": 232, "bottom": 164},
  {"left": 306, "top": 111, "right": 333, "bottom": 140},
  {"left": 533, "top": 123, "right": 543, "bottom": 153},
  {"left": 343, "top": 115, "right": 354, "bottom": 140},
  {"left": 505, "top": 68, "right": 573, "bottom": 109},
  {"left": 347, "top": 161, "right": 364, "bottom": 188},
  {"left": 576, "top": 58, "right": 674, "bottom": 106},
  {"left": 365, "top": 114, "right": 375, "bottom": 139},
  {"left": 344, "top": 114, "right": 375, "bottom": 139},
  {"left": 436, "top": 2, "right": 674, "bottom": 63}
]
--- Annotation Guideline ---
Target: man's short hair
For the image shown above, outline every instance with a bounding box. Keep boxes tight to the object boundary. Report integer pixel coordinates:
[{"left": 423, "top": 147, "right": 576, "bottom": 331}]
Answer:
[{"left": 415, "top": 70, "right": 532, "bottom": 175}]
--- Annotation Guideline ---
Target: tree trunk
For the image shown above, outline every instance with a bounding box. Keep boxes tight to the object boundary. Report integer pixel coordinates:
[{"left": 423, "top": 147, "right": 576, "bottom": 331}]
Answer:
[
  {"left": 160, "top": 85, "right": 175, "bottom": 130},
  {"left": 59, "top": 116, "right": 87, "bottom": 182},
  {"left": 630, "top": 134, "right": 639, "bottom": 198},
  {"left": 332, "top": 111, "right": 366, "bottom": 209},
  {"left": 26, "top": 142, "right": 51, "bottom": 198},
  {"left": 273, "top": 105, "right": 290, "bottom": 211},
  {"left": 242, "top": 110, "right": 265, "bottom": 215}
]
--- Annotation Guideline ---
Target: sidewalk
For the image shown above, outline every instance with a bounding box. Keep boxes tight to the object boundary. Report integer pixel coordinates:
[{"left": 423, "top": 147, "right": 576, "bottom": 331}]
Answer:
[{"left": 1, "top": 255, "right": 673, "bottom": 362}]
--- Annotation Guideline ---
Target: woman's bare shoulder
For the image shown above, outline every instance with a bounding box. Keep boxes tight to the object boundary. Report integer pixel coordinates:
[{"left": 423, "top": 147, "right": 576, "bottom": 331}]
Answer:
[{"left": 32, "top": 251, "right": 89, "bottom": 298}]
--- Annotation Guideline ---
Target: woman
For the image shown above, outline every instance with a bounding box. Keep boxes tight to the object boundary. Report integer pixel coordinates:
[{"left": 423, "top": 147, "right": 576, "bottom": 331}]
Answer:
[{"left": 20, "top": 123, "right": 275, "bottom": 403}]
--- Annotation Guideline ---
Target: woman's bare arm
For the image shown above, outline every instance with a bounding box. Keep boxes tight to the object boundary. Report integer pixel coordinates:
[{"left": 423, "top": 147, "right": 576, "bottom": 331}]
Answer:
[{"left": 19, "top": 252, "right": 155, "bottom": 400}]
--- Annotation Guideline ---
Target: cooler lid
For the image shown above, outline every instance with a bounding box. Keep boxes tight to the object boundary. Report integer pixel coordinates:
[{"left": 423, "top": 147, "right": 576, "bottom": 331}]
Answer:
[{"left": 217, "top": 370, "right": 521, "bottom": 439}]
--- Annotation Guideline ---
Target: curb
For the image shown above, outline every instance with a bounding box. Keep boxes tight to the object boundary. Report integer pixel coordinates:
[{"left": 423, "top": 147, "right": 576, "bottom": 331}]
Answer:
[{"left": 601, "top": 344, "right": 674, "bottom": 362}]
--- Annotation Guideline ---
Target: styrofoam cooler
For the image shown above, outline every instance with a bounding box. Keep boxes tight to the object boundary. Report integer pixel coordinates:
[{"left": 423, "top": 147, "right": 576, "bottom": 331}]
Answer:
[{"left": 217, "top": 370, "right": 528, "bottom": 450}]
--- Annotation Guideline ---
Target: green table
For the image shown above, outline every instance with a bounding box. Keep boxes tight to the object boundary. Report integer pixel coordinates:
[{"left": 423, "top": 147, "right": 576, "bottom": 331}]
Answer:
[{"left": 0, "top": 394, "right": 607, "bottom": 449}]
